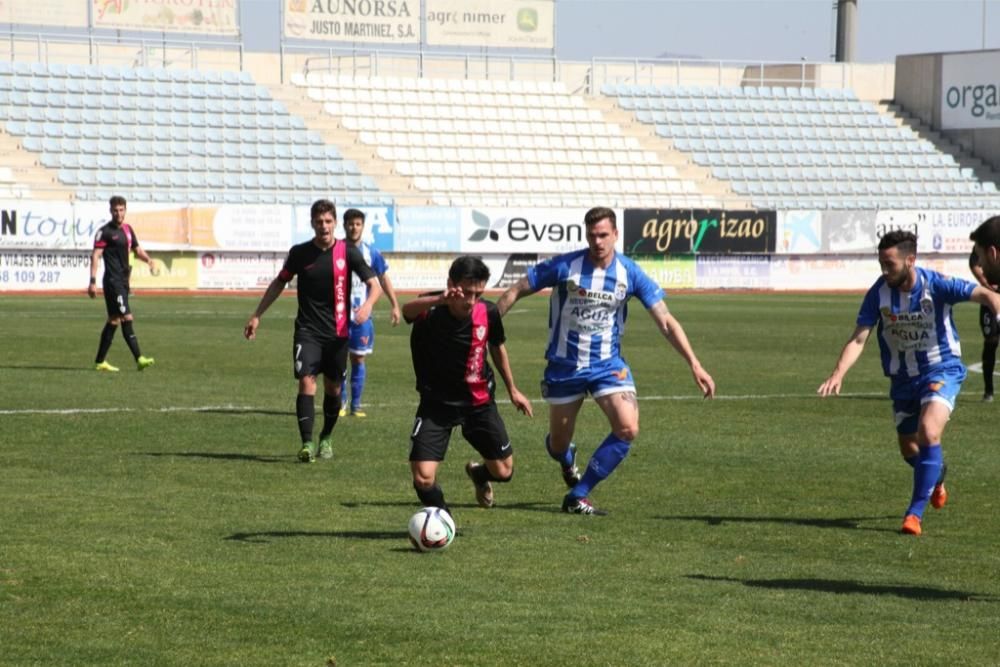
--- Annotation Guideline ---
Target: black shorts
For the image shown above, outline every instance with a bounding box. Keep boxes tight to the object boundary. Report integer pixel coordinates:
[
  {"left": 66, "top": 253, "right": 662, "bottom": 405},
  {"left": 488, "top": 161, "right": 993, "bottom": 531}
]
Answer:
[
  {"left": 103, "top": 282, "right": 131, "bottom": 318},
  {"left": 293, "top": 334, "right": 349, "bottom": 380},
  {"left": 981, "top": 305, "right": 999, "bottom": 339},
  {"left": 408, "top": 399, "right": 512, "bottom": 463}
]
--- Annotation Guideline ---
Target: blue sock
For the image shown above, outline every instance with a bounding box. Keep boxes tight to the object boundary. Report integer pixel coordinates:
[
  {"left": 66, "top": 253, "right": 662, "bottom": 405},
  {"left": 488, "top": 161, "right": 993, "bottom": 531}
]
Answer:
[
  {"left": 906, "top": 444, "right": 942, "bottom": 518},
  {"left": 350, "top": 361, "right": 366, "bottom": 411},
  {"left": 545, "top": 434, "right": 575, "bottom": 468},
  {"left": 570, "top": 433, "right": 631, "bottom": 499}
]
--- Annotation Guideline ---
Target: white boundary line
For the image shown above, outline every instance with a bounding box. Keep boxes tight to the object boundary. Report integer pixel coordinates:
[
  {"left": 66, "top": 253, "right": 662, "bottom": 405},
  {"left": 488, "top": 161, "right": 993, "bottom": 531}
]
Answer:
[{"left": 0, "top": 392, "right": 885, "bottom": 416}]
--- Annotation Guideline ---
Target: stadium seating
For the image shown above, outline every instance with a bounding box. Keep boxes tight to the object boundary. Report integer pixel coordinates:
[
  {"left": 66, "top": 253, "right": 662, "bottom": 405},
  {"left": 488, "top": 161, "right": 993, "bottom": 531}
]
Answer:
[
  {"left": 293, "top": 73, "right": 721, "bottom": 207},
  {"left": 0, "top": 61, "right": 390, "bottom": 204},
  {"left": 607, "top": 83, "right": 1000, "bottom": 210}
]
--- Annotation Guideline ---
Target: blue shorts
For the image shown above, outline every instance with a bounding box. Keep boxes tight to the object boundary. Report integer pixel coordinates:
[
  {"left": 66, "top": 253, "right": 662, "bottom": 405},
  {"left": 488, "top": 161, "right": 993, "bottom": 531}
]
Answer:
[
  {"left": 540, "top": 358, "right": 635, "bottom": 405},
  {"left": 348, "top": 319, "right": 374, "bottom": 356},
  {"left": 890, "top": 365, "right": 966, "bottom": 434}
]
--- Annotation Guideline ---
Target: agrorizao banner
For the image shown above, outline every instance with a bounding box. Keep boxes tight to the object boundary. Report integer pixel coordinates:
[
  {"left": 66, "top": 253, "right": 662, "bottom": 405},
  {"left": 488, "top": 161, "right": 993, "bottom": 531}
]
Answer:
[{"left": 624, "top": 208, "right": 776, "bottom": 255}]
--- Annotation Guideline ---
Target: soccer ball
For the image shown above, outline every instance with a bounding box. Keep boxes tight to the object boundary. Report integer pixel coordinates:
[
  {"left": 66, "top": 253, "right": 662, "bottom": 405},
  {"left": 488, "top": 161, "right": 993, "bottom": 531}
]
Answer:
[{"left": 408, "top": 507, "right": 456, "bottom": 552}]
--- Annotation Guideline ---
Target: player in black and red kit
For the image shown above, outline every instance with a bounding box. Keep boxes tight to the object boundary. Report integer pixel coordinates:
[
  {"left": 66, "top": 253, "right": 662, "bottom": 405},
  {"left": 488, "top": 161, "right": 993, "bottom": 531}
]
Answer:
[
  {"left": 969, "top": 248, "right": 999, "bottom": 401},
  {"left": 244, "top": 199, "right": 382, "bottom": 462},
  {"left": 403, "top": 256, "right": 533, "bottom": 513},
  {"left": 87, "top": 195, "right": 157, "bottom": 372}
]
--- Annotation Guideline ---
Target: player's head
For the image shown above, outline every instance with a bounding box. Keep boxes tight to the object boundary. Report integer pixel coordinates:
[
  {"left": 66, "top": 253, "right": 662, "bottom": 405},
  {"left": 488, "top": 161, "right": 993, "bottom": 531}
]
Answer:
[
  {"left": 343, "top": 208, "right": 366, "bottom": 244},
  {"left": 309, "top": 199, "right": 337, "bottom": 248},
  {"left": 109, "top": 195, "right": 127, "bottom": 225},
  {"left": 446, "top": 256, "right": 490, "bottom": 319},
  {"left": 584, "top": 206, "right": 617, "bottom": 264},
  {"left": 877, "top": 230, "right": 917, "bottom": 288},
  {"left": 970, "top": 215, "right": 1000, "bottom": 285}
]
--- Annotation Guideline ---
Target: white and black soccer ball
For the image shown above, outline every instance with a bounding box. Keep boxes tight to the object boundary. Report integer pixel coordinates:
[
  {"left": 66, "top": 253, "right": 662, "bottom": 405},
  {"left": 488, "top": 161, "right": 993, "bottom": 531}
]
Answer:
[{"left": 408, "top": 507, "right": 456, "bottom": 552}]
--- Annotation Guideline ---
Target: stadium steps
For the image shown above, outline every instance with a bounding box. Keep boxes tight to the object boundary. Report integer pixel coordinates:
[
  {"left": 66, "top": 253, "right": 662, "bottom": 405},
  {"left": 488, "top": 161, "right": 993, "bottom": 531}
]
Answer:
[
  {"left": 268, "top": 84, "right": 424, "bottom": 205},
  {"left": 585, "top": 96, "right": 748, "bottom": 206},
  {"left": 0, "top": 128, "right": 75, "bottom": 199},
  {"left": 880, "top": 101, "right": 1000, "bottom": 186}
]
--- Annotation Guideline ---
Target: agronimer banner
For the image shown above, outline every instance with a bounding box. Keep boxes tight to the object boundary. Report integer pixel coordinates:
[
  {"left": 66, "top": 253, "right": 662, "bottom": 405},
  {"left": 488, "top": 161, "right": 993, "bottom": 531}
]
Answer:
[
  {"left": 940, "top": 50, "right": 1000, "bottom": 130},
  {"left": 425, "top": 0, "right": 554, "bottom": 49},
  {"left": 92, "top": 0, "right": 239, "bottom": 35},
  {"left": 282, "top": 0, "right": 420, "bottom": 44}
]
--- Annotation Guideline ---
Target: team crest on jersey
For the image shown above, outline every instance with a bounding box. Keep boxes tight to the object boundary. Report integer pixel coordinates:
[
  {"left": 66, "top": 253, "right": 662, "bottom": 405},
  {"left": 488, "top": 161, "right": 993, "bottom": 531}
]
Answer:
[
  {"left": 474, "top": 325, "right": 487, "bottom": 341},
  {"left": 335, "top": 258, "right": 346, "bottom": 270},
  {"left": 920, "top": 298, "right": 933, "bottom": 315},
  {"left": 614, "top": 283, "right": 627, "bottom": 300}
]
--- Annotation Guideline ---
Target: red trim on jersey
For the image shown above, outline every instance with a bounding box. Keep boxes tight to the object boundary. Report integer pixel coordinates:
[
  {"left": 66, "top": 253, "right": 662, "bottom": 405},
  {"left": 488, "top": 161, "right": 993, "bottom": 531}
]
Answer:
[
  {"left": 465, "top": 301, "right": 490, "bottom": 406},
  {"left": 122, "top": 223, "right": 135, "bottom": 250},
  {"left": 332, "top": 240, "right": 349, "bottom": 338}
]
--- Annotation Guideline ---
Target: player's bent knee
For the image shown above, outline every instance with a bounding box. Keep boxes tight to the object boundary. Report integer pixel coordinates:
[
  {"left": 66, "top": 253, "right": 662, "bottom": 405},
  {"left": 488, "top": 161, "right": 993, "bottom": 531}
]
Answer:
[
  {"left": 615, "top": 425, "right": 639, "bottom": 442},
  {"left": 412, "top": 476, "right": 435, "bottom": 490}
]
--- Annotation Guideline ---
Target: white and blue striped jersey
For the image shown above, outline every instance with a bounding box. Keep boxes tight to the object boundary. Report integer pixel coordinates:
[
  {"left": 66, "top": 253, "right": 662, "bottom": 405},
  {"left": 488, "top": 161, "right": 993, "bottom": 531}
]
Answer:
[
  {"left": 349, "top": 242, "right": 388, "bottom": 311},
  {"left": 527, "top": 249, "right": 664, "bottom": 369},
  {"left": 857, "top": 267, "right": 976, "bottom": 379}
]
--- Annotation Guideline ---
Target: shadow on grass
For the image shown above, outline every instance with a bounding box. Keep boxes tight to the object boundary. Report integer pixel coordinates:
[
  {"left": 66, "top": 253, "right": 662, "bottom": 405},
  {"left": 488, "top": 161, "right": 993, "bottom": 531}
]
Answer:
[
  {"left": 0, "top": 364, "right": 93, "bottom": 372},
  {"left": 141, "top": 452, "right": 288, "bottom": 464},
  {"left": 340, "top": 500, "right": 560, "bottom": 513},
  {"left": 225, "top": 530, "right": 409, "bottom": 543},
  {"left": 656, "top": 514, "right": 898, "bottom": 532},
  {"left": 686, "top": 574, "right": 997, "bottom": 602}
]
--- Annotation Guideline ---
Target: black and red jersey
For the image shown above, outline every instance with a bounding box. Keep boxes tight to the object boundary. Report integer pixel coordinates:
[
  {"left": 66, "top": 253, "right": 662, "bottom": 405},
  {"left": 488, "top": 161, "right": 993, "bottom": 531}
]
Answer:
[
  {"left": 278, "top": 239, "right": 375, "bottom": 341},
  {"left": 409, "top": 297, "right": 506, "bottom": 407},
  {"left": 93, "top": 222, "right": 137, "bottom": 285}
]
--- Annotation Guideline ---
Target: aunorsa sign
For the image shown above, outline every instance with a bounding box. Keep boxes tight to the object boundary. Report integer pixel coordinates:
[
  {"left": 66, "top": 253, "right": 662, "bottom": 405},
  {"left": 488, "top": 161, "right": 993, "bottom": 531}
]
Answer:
[{"left": 623, "top": 209, "right": 776, "bottom": 255}]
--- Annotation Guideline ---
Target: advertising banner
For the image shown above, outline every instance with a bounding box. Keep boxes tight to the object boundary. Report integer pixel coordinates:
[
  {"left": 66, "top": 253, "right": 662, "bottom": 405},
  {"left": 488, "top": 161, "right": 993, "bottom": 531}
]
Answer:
[
  {"left": 282, "top": 0, "right": 419, "bottom": 44},
  {"left": 624, "top": 209, "right": 776, "bottom": 255},
  {"left": 695, "top": 255, "right": 772, "bottom": 289},
  {"left": 129, "top": 253, "right": 199, "bottom": 290},
  {"left": 425, "top": 0, "right": 554, "bottom": 49},
  {"left": 460, "top": 207, "right": 616, "bottom": 254},
  {"left": 92, "top": 0, "right": 239, "bottom": 35},
  {"left": 874, "top": 209, "right": 1000, "bottom": 254},
  {"left": 196, "top": 252, "right": 286, "bottom": 289},
  {"left": 0, "top": 249, "right": 90, "bottom": 290},
  {"left": 395, "top": 207, "right": 463, "bottom": 252},
  {"left": 5, "top": 0, "right": 87, "bottom": 27},
  {"left": 633, "top": 255, "right": 696, "bottom": 290},
  {"left": 483, "top": 253, "right": 538, "bottom": 289},
  {"left": 821, "top": 209, "right": 879, "bottom": 253},
  {"left": 941, "top": 51, "right": 1000, "bottom": 130},
  {"left": 0, "top": 201, "right": 97, "bottom": 250}
]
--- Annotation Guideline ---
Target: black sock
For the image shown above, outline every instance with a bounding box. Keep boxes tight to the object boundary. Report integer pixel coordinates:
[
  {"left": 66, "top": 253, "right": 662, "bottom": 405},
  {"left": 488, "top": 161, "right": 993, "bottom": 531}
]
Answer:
[
  {"left": 415, "top": 482, "right": 447, "bottom": 510},
  {"left": 296, "top": 394, "right": 315, "bottom": 443},
  {"left": 318, "top": 393, "right": 342, "bottom": 439},
  {"left": 470, "top": 463, "right": 512, "bottom": 484},
  {"left": 121, "top": 320, "right": 142, "bottom": 360},
  {"left": 95, "top": 323, "right": 117, "bottom": 363},
  {"left": 984, "top": 340, "right": 997, "bottom": 395}
]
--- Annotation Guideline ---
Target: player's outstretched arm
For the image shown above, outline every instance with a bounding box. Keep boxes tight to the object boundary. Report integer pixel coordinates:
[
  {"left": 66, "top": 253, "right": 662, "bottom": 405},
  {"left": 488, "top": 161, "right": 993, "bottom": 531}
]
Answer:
[
  {"left": 488, "top": 343, "right": 533, "bottom": 417},
  {"left": 496, "top": 276, "right": 535, "bottom": 317},
  {"left": 378, "top": 271, "right": 402, "bottom": 326},
  {"left": 244, "top": 277, "right": 287, "bottom": 340},
  {"left": 817, "top": 324, "right": 872, "bottom": 396},
  {"left": 353, "top": 277, "right": 382, "bottom": 325},
  {"left": 971, "top": 285, "right": 1000, "bottom": 319},
  {"left": 647, "top": 301, "right": 716, "bottom": 398}
]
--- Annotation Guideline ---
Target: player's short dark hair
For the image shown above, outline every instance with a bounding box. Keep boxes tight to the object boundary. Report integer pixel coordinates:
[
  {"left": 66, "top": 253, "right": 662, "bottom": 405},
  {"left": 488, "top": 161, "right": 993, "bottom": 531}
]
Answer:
[
  {"left": 970, "top": 215, "right": 1000, "bottom": 249},
  {"left": 448, "top": 256, "right": 490, "bottom": 284},
  {"left": 310, "top": 199, "right": 336, "bottom": 221},
  {"left": 343, "top": 208, "right": 365, "bottom": 224},
  {"left": 109, "top": 195, "right": 127, "bottom": 208},
  {"left": 878, "top": 230, "right": 917, "bottom": 255},
  {"left": 585, "top": 206, "right": 616, "bottom": 229}
]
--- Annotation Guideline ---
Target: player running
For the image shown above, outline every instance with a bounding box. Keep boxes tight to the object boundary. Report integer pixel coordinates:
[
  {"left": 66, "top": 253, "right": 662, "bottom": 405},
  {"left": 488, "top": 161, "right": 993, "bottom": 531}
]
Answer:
[
  {"left": 244, "top": 199, "right": 382, "bottom": 462},
  {"left": 818, "top": 230, "right": 1000, "bottom": 535},
  {"left": 404, "top": 256, "right": 533, "bottom": 514},
  {"left": 497, "top": 206, "right": 716, "bottom": 515}
]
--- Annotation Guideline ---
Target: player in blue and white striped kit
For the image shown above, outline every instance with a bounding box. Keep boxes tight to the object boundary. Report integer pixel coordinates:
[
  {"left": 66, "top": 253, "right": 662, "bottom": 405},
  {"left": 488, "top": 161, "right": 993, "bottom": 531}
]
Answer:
[
  {"left": 498, "top": 207, "right": 716, "bottom": 515},
  {"left": 818, "top": 230, "right": 1000, "bottom": 536},
  {"left": 340, "top": 208, "right": 401, "bottom": 417}
]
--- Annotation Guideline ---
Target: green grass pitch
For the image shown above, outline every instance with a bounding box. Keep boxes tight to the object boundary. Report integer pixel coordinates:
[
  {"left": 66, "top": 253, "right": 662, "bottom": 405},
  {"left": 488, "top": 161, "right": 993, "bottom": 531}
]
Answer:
[{"left": 1, "top": 291, "right": 998, "bottom": 666}]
